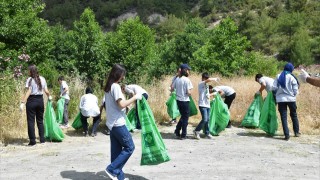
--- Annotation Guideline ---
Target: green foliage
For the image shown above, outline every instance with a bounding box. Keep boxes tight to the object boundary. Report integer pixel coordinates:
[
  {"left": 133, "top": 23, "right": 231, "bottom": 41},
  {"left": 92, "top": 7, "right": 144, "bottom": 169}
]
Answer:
[
  {"left": 245, "top": 52, "right": 281, "bottom": 76},
  {"left": 290, "top": 28, "right": 312, "bottom": 65},
  {"left": 106, "top": 17, "right": 156, "bottom": 83},
  {"left": 156, "top": 15, "right": 186, "bottom": 41}
]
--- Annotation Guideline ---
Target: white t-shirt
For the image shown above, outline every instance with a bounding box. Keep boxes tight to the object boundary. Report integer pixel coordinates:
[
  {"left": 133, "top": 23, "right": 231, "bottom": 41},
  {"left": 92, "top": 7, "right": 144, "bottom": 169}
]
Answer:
[
  {"left": 25, "top": 76, "right": 47, "bottom": 95},
  {"left": 173, "top": 76, "right": 193, "bottom": 101},
  {"left": 60, "top": 81, "right": 70, "bottom": 100},
  {"left": 259, "top": 76, "right": 275, "bottom": 92},
  {"left": 198, "top": 81, "right": 210, "bottom": 108},
  {"left": 125, "top": 84, "right": 148, "bottom": 95},
  {"left": 105, "top": 83, "right": 126, "bottom": 130},
  {"left": 213, "top": 86, "right": 235, "bottom": 97},
  {"left": 273, "top": 74, "right": 299, "bottom": 103},
  {"left": 79, "top": 93, "right": 100, "bottom": 117}
]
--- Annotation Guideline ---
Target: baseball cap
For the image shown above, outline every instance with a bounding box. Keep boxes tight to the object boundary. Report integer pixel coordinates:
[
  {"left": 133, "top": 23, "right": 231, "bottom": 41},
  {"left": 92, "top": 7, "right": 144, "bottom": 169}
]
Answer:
[{"left": 180, "top": 63, "right": 191, "bottom": 70}]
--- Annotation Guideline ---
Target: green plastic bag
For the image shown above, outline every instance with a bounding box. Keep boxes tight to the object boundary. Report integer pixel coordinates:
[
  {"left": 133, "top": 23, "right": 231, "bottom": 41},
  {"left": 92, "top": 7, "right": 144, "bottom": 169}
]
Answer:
[
  {"left": 240, "top": 94, "right": 264, "bottom": 128},
  {"left": 189, "top": 96, "right": 198, "bottom": 117},
  {"left": 165, "top": 91, "right": 180, "bottom": 119},
  {"left": 125, "top": 115, "right": 135, "bottom": 132},
  {"left": 127, "top": 108, "right": 137, "bottom": 129},
  {"left": 259, "top": 92, "right": 278, "bottom": 136},
  {"left": 44, "top": 101, "right": 64, "bottom": 142},
  {"left": 209, "top": 94, "right": 230, "bottom": 136},
  {"left": 72, "top": 112, "right": 82, "bottom": 129},
  {"left": 56, "top": 98, "right": 65, "bottom": 124},
  {"left": 138, "top": 97, "right": 170, "bottom": 165}
]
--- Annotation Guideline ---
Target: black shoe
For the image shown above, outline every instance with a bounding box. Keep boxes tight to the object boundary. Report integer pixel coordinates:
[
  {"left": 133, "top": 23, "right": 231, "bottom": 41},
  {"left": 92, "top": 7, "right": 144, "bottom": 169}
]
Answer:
[
  {"left": 284, "top": 136, "right": 290, "bottom": 141},
  {"left": 84, "top": 131, "right": 88, "bottom": 137},
  {"left": 28, "top": 142, "right": 36, "bottom": 146},
  {"left": 91, "top": 132, "right": 97, "bottom": 137},
  {"left": 180, "top": 136, "right": 187, "bottom": 140},
  {"left": 294, "top": 133, "right": 301, "bottom": 137}
]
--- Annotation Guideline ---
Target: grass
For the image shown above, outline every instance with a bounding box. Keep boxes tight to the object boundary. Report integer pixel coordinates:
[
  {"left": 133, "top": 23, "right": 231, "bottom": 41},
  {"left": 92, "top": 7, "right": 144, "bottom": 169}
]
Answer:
[{"left": 1, "top": 71, "right": 319, "bottom": 144}]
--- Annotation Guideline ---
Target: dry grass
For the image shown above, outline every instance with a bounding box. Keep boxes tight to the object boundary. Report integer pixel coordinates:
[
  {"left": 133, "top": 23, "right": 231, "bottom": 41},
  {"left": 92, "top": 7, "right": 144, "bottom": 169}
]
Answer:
[{"left": 1, "top": 72, "right": 319, "bottom": 144}]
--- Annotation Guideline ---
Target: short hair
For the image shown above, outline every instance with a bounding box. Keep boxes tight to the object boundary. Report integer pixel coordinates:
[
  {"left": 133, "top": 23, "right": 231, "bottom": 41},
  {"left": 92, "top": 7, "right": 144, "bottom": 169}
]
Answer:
[
  {"left": 58, "top": 76, "right": 64, "bottom": 81},
  {"left": 85, "top": 87, "right": 93, "bottom": 94},
  {"left": 255, "top": 74, "right": 263, "bottom": 81},
  {"left": 202, "top": 72, "right": 209, "bottom": 80}
]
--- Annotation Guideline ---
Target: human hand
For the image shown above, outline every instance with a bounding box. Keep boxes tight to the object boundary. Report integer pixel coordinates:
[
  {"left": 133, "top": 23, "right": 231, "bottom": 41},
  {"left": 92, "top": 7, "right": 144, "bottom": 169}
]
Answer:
[
  {"left": 213, "top": 92, "right": 218, "bottom": 96},
  {"left": 19, "top": 103, "right": 25, "bottom": 112},
  {"left": 48, "top": 96, "right": 52, "bottom": 101},
  {"left": 299, "top": 69, "right": 310, "bottom": 83},
  {"left": 255, "top": 91, "right": 261, "bottom": 95},
  {"left": 209, "top": 77, "right": 219, "bottom": 82},
  {"left": 135, "top": 93, "right": 142, "bottom": 100}
]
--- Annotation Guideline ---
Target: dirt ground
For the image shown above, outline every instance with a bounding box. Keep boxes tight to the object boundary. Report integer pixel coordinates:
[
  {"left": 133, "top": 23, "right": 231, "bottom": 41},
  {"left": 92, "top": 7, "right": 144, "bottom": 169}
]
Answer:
[{"left": 1, "top": 124, "right": 319, "bottom": 180}]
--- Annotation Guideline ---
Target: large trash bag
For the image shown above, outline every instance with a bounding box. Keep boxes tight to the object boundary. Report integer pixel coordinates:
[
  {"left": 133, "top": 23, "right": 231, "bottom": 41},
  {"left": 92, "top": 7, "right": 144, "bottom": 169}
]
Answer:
[
  {"left": 56, "top": 98, "right": 65, "bottom": 124},
  {"left": 72, "top": 112, "right": 82, "bottom": 129},
  {"left": 127, "top": 108, "right": 137, "bottom": 130},
  {"left": 189, "top": 96, "right": 198, "bottom": 117},
  {"left": 125, "top": 115, "right": 135, "bottom": 132},
  {"left": 208, "top": 94, "right": 230, "bottom": 136},
  {"left": 259, "top": 92, "right": 278, "bottom": 136},
  {"left": 240, "top": 94, "right": 264, "bottom": 128},
  {"left": 44, "top": 101, "right": 64, "bottom": 142},
  {"left": 165, "top": 91, "right": 180, "bottom": 119},
  {"left": 137, "top": 97, "right": 170, "bottom": 165}
]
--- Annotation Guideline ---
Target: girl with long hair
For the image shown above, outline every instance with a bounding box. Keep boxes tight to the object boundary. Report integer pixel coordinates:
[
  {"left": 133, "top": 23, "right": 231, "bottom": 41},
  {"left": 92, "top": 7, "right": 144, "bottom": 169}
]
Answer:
[
  {"left": 20, "top": 64, "right": 51, "bottom": 146},
  {"left": 103, "top": 64, "right": 142, "bottom": 180}
]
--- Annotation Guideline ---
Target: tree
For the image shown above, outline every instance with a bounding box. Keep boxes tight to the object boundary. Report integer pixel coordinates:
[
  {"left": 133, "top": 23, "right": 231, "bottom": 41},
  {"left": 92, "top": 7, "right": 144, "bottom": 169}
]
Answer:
[
  {"left": 106, "top": 17, "right": 156, "bottom": 83},
  {"left": 290, "top": 28, "right": 312, "bottom": 65}
]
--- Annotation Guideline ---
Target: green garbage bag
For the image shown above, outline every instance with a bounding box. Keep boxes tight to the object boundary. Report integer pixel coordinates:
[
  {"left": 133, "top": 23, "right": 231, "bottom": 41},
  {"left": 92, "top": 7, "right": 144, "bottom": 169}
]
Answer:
[
  {"left": 259, "top": 91, "right": 278, "bottom": 136},
  {"left": 72, "top": 112, "right": 82, "bottom": 129},
  {"left": 240, "top": 94, "right": 264, "bottom": 128},
  {"left": 189, "top": 96, "right": 198, "bottom": 117},
  {"left": 138, "top": 97, "right": 170, "bottom": 165},
  {"left": 125, "top": 115, "right": 135, "bottom": 132},
  {"left": 165, "top": 91, "right": 180, "bottom": 119},
  {"left": 56, "top": 98, "right": 65, "bottom": 124},
  {"left": 209, "top": 94, "right": 230, "bottom": 136},
  {"left": 44, "top": 101, "right": 64, "bottom": 142},
  {"left": 127, "top": 108, "right": 137, "bottom": 129}
]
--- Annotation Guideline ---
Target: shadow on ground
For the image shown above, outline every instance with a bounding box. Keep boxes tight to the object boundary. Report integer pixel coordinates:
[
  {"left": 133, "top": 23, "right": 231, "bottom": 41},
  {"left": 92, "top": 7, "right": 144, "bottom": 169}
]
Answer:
[{"left": 60, "top": 170, "right": 148, "bottom": 180}]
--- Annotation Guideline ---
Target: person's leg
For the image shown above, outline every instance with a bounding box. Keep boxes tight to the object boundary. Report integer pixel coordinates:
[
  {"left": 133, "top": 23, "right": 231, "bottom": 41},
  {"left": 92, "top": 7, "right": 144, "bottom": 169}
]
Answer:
[
  {"left": 107, "top": 126, "right": 135, "bottom": 180},
  {"left": 63, "top": 99, "right": 69, "bottom": 125},
  {"left": 288, "top": 102, "right": 300, "bottom": 136},
  {"left": 80, "top": 113, "right": 88, "bottom": 136},
  {"left": 180, "top": 101, "right": 190, "bottom": 139},
  {"left": 91, "top": 114, "right": 101, "bottom": 135},
  {"left": 35, "top": 96, "right": 45, "bottom": 143},
  {"left": 204, "top": 107, "right": 210, "bottom": 135},
  {"left": 135, "top": 103, "right": 141, "bottom": 129},
  {"left": 175, "top": 100, "right": 183, "bottom": 137},
  {"left": 195, "top": 106, "right": 206, "bottom": 132},
  {"left": 278, "top": 102, "right": 289, "bottom": 139},
  {"left": 224, "top": 93, "right": 236, "bottom": 127},
  {"left": 26, "top": 97, "right": 36, "bottom": 145}
]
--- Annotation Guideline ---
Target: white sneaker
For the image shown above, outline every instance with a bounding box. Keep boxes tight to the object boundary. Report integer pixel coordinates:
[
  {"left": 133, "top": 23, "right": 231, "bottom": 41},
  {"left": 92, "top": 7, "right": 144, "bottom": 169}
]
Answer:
[
  {"left": 193, "top": 131, "right": 200, "bottom": 140},
  {"left": 105, "top": 169, "right": 117, "bottom": 180},
  {"left": 205, "top": 134, "right": 213, "bottom": 139}
]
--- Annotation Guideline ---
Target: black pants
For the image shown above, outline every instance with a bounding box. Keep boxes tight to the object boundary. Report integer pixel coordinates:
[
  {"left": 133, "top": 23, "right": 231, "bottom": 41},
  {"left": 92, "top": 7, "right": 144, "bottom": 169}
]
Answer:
[
  {"left": 175, "top": 100, "right": 190, "bottom": 138},
  {"left": 63, "top": 99, "right": 69, "bottom": 125},
  {"left": 224, "top": 93, "right": 236, "bottom": 126},
  {"left": 80, "top": 113, "right": 101, "bottom": 133},
  {"left": 26, "top": 95, "right": 45, "bottom": 144},
  {"left": 135, "top": 93, "right": 148, "bottom": 129},
  {"left": 278, "top": 102, "right": 299, "bottom": 138}
]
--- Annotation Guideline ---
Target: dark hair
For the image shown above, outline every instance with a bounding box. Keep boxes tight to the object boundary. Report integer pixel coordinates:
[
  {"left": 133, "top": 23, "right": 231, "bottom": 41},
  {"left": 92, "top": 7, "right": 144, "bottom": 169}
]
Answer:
[
  {"left": 104, "top": 64, "right": 126, "bottom": 93},
  {"left": 255, "top": 74, "right": 263, "bottom": 81},
  {"left": 202, "top": 72, "right": 209, "bottom": 80},
  {"left": 58, "top": 76, "right": 64, "bottom": 81},
  {"left": 209, "top": 85, "right": 213, "bottom": 89},
  {"left": 180, "top": 68, "right": 189, "bottom": 77},
  {"left": 28, "top": 64, "right": 42, "bottom": 91},
  {"left": 85, "top": 87, "right": 93, "bottom": 94}
]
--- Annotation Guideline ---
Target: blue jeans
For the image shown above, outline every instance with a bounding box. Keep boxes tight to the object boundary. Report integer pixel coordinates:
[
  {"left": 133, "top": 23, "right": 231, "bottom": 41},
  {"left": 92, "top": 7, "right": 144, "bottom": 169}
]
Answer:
[
  {"left": 107, "top": 125, "right": 135, "bottom": 180},
  {"left": 195, "top": 106, "right": 210, "bottom": 135},
  {"left": 175, "top": 100, "right": 190, "bottom": 138},
  {"left": 278, "top": 102, "right": 299, "bottom": 137}
]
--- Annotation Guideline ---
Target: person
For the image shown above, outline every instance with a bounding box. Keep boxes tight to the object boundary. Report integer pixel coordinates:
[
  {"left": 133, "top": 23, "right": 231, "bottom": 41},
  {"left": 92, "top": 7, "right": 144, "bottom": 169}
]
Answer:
[
  {"left": 255, "top": 73, "right": 276, "bottom": 102},
  {"left": 169, "top": 67, "right": 181, "bottom": 124},
  {"left": 79, "top": 87, "right": 101, "bottom": 137},
  {"left": 20, "top": 64, "right": 52, "bottom": 146},
  {"left": 121, "top": 84, "right": 148, "bottom": 129},
  {"left": 212, "top": 85, "right": 236, "bottom": 128},
  {"left": 99, "top": 94, "right": 110, "bottom": 135},
  {"left": 103, "top": 64, "right": 142, "bottom": 180},
  {"left": 300, "top": 69, "right": 320, "bottom": 87},
  {"left": 173, "top": 63, "right": 193, "bottom": 140},
  {"left": 58, "top": 76, "right": 70, "bottom": 128},
  {"left": 193, "top": 72, "right": 219, "bottom": 140},
  {"left": 273, "top": 62, "right": 300, "bottom": 141}
]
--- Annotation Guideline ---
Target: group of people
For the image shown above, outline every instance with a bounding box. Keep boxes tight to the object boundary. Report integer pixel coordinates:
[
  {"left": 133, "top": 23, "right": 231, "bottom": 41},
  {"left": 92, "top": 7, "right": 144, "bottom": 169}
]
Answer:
[{"left": 20, "top": 62, "right": 318, "bottom": 180}]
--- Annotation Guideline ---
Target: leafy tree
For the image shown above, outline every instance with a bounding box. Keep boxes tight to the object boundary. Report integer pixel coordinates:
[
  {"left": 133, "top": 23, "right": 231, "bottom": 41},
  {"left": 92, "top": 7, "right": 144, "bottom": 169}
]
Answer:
[
  {"left": 156, "top": 15, "right": 186, "bottom": 41},
  {"left": 72, "top": 8, "right": 108, "bottom": 81},
  {"left": 106, "top": 17, "right": 156, "bottom": 83},
  {"left": 290, "top": 28, "right": 312, "bottom": 65}
]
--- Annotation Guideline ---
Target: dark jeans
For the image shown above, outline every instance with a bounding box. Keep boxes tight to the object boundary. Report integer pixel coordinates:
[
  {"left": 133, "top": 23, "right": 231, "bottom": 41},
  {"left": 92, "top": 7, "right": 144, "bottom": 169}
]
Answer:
[
  {"left": 63, "top": 99, "right": 69, "bottom": 125},
  {"left": 278, "top": 102, "right": 299, "bottom": 137},
  {"left": 80, "top": 113, "right": 101, "bottom": 134},
  {"left": 224, "top": 93, "right": 236, "bottom": 125},
  {"left": 107, "top": 125, "right": 135, "bottom": 180},
  {"left": 195, "top": 106, "right": 210, "bottom": 135},
  {"left": 135, "top": 93, "right": 148, "bottom": 129},
  {"left": 175, "top": 100, "right": 190, "bottom": 138},
  {"left": 26, "top": 95, "right": 45, "bottom": 144}
]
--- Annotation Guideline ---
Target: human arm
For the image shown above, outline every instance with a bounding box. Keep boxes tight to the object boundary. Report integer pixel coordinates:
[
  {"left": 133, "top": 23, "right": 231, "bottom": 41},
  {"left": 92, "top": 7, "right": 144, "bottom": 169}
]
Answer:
[
  {"left": 204, "top": 77, "right": 220, "bottom": 83},
  {"left": 20, "top": 88, "right": 31, "bottom": 111},
  {"left": 116, "top": 94, "right": 141, "bottom": 109},
  {"left": 300, "top": 69, "right": 320, "bottom": 87}
]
